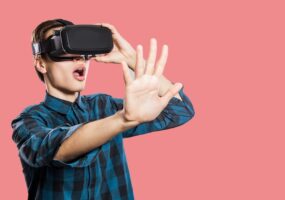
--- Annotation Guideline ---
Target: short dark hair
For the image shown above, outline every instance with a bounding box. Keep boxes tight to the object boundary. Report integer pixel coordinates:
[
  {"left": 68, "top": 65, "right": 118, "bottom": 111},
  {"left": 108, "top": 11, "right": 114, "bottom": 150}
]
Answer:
[{"left": 31, "top": 19, "right": 73, "bottom": 83}]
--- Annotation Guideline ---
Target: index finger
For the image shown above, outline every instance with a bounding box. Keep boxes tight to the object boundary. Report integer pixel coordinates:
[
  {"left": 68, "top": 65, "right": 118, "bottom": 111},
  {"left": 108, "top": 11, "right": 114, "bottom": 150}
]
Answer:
[{"left": 94, "top": 23, "right": 120, "bottom": 36}]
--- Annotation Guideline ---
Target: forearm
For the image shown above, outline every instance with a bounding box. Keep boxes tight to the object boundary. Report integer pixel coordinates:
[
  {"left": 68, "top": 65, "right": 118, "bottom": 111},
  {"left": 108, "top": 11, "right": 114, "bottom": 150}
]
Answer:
[{"left": 54, "top": 110, "right": 139, "bottom": 162}]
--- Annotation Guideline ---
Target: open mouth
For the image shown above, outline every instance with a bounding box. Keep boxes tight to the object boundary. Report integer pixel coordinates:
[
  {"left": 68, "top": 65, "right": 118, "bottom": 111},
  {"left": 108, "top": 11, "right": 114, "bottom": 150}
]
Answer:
[{"left": 73, "top": 67, "right": 86, "bottom": 81}]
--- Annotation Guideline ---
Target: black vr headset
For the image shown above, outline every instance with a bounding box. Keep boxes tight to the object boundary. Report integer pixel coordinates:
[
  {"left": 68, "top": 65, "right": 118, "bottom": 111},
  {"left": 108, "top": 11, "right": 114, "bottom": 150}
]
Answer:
[{"left": 32, "top": 19, "right": 114, "bottom": 62}]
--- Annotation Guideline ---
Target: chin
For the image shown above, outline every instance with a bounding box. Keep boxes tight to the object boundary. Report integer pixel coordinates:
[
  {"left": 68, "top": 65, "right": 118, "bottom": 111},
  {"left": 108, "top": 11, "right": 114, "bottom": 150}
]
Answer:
[
  {"left": 74, "top": 85, "right": 86, "bottom": 92},
  {"left": 64, "top": 84, "right": 86, "bottom": 93}
]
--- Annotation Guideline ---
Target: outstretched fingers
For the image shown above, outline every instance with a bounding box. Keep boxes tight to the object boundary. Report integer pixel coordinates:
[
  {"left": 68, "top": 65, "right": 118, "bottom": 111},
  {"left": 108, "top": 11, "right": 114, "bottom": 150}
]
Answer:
[
  {"left": 154, "top": 44, "right": 168, "bottom": 78},
  {"left": 135, "top": 45, "right": 145, "bottom": 79},
  {"left": 121, "top": 61, "right": 133, "bottom": 85},
  {"left": 145, "top": 38, "right": 157, "bottom": 75}
]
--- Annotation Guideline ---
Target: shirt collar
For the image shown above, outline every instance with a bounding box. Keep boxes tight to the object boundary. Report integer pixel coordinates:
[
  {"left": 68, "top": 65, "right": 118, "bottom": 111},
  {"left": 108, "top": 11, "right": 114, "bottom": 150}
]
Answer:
[{"left": 43, "top": 90, "right": 86, "bottom": 115}]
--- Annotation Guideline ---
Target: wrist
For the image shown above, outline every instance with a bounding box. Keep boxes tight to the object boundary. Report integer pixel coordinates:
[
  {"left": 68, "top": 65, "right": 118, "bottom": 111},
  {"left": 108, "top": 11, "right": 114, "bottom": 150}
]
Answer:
[{"left": 115, "top": 110, "right": 140, "bottom": 129}]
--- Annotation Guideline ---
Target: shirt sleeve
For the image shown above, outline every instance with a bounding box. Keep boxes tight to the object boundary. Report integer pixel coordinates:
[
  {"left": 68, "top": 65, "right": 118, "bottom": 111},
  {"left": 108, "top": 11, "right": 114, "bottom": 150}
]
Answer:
[
  {"left": 11, "top": 113, "right": 101, "bottom": 168},
  {"left": 108, "top": 85, "right": 195, "bottom": 138}
]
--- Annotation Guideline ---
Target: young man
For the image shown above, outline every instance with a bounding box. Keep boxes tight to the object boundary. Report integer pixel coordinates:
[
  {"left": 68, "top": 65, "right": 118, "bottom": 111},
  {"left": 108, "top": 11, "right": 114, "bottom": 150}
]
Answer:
[{"left": 11, "top": 19, "right": 195, "bottom": 200}]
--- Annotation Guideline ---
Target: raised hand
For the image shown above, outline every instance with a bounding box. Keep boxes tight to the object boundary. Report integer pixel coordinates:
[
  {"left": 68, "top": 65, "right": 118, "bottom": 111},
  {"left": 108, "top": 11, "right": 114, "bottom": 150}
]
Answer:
[
  {"left": 93, "top": 23, "right": 136, "bottom": 67},
  {"left": 120, "top": 39, "right": 183, "bottom": 123}
]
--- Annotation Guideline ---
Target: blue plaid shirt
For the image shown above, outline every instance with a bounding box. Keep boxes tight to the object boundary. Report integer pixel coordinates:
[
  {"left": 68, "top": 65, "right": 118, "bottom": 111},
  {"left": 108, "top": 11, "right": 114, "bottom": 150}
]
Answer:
[{"left": 11, "top": 86, "right": 194, "bottom": 200}]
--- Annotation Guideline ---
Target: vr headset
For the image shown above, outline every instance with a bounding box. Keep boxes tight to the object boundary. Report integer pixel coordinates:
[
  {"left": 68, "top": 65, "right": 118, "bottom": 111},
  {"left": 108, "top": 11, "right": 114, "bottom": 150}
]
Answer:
[{"left": 32, "top": 19, "right": 114, "bottom": 62}]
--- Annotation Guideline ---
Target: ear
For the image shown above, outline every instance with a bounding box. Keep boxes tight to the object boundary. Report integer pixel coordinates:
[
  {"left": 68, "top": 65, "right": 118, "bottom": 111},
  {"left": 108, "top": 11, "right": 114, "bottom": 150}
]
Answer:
[{"left": 35, "top": 56, "right": 48, "bottom": 74}]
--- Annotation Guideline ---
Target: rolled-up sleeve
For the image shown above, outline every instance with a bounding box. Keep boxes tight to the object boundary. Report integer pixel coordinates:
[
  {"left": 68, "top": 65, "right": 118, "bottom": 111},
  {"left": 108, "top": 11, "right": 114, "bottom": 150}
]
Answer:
[
  {"left": 108, "top": 85, "right": 195, "bottom": 138},
  {"left": 11, "top": 113, "right": 100, "bottom": 168}
]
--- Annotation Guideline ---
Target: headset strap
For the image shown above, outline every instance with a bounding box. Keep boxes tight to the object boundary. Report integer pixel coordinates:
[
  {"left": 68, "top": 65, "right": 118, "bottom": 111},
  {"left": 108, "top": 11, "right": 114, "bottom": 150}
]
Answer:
[{"left": 55, "top": 19, "right": 74, "bottom": 26}]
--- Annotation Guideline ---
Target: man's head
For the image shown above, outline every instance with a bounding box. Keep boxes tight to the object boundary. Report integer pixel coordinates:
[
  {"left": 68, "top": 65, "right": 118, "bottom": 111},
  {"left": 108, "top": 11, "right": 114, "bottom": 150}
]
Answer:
[{"left": 32, "top": 19, "right": 90, "bottom": 94}]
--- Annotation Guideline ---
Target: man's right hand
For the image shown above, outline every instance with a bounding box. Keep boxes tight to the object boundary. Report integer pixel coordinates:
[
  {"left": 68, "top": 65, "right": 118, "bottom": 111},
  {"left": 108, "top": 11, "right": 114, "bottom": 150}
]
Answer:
[{"left": 120, "top": 41, "right": 183, "bottom": 124}]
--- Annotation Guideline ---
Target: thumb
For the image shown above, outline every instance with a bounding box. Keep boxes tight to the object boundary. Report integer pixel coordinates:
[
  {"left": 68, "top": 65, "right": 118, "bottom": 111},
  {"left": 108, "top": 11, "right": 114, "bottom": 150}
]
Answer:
[
  {"left": 94, "top": 55, "right": 111, "bottom": 62},
  {"left": 160, "top": 83, "right": 183, "bottom": 104}
]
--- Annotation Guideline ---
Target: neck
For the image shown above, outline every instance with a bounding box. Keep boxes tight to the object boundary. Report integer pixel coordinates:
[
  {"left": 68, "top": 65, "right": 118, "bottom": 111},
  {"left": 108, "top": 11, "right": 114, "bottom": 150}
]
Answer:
[{"left": 46, "top": 85, "right": 79, "bottom": 103}]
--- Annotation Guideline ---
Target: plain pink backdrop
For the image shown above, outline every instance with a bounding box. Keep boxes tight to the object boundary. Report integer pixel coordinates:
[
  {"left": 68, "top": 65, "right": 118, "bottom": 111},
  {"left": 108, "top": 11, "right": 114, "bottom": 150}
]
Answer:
[{"left": 1, "top": 0, "right": 284, "bottom": 199}]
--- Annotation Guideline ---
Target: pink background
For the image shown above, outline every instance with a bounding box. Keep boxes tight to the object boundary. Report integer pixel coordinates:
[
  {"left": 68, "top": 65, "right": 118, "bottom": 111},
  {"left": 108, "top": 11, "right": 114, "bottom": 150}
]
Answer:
[{"left": 1, "top": 0, "right": 284, "bottom": 199}]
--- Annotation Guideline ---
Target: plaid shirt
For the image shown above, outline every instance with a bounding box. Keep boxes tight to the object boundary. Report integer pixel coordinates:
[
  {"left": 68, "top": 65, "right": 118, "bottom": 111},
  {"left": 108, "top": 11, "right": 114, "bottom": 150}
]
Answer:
[{"left": 11, "top": 86, "right": 194, "bottom": 200}]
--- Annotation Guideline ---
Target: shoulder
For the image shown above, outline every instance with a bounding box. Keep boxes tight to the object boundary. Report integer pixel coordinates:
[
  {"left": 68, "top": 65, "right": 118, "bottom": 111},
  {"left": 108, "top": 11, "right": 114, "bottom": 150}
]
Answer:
[
  {"left": 11, "top": 103, "right": 46, "bottom": 126},
  {"left": 19, "top": 102, "right": 48, "bottom": 116}
]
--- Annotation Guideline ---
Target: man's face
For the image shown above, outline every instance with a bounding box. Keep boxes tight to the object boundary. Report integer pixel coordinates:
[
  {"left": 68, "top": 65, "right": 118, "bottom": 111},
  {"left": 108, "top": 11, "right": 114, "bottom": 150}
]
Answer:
[{"left": 41, "top": 27, "right": 91, "bottom": 94}]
